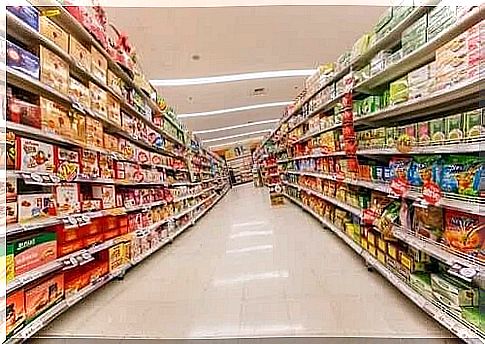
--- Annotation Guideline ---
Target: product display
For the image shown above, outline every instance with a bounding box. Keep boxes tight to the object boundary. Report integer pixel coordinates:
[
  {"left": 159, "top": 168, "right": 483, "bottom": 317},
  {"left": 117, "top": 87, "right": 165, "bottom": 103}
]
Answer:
[
  {"left": 256, "top": 3, "right": 484, "bottom": 342},
  {"left": 5, "top": 3, "right": 230, "bottom": 342}
]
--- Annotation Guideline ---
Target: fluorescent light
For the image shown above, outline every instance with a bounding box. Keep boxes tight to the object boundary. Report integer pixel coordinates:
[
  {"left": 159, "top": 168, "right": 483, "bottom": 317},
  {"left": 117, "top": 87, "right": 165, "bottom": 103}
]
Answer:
[
  {"left": 231, "top": 221, "right": 267, "bottom": 228},
  {"left": 208, "top": 136, "right": 264, "bottom": 149},
  {"left": 212, "top": 270, "right": 289, "bottom": 286},
  {"left": 193, "top": 119, "right": 279, "bottom": 135},
  {"left": 202, "top": 129, "right": 271, "bottom": 143},
  {"left": 229, "top": 230, "right": 273, "bottom": 239},
  {"left": 150, "top": 69, "right": 315, "bottom": 86},
  {"left": 178, "top": 101, "right": 291, "bottom": 119}
]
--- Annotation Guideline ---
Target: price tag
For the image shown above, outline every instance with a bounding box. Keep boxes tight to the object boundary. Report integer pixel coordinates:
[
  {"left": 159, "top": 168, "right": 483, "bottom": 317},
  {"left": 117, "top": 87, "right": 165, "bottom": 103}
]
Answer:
[
  {"left": 40, "top": 9, "right": 61, "bottom": 17},
  {"left": 422, "top": 181, "right": 442, "bottom": 205},
  {"left": 23, "top": 318, "right": 44, "bottom": 338}
]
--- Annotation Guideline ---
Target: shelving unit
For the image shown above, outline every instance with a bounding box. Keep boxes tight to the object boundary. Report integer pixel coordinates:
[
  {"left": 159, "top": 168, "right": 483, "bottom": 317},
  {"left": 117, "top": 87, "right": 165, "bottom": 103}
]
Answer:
[
  {"left": 226, "top": 153, "right": 254, "bottom": 185},
  {"left": 258, "top": 4, "right": 485, "bottom": 343},
  {"left": 4, "top": 4, "right": 230, "bottom": 343}
]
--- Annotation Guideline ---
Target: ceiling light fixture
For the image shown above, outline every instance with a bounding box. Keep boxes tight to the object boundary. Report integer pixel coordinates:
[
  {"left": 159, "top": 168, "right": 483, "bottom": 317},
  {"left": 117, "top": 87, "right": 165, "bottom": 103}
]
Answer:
[
  {"left": 193, "top": 119, "right": 279, "bottom": 135},
  {"left": 178, "top": 101, "right": 291, "bottom": 118},
  {"left": 150, "top": 69, "right": 315, "bottom": 86},
  {"left": 202, "top": 129, "right": 271, "bottom": 143},
  {"left": 208, "top": 136, "right": 264, "bottom": 149}
]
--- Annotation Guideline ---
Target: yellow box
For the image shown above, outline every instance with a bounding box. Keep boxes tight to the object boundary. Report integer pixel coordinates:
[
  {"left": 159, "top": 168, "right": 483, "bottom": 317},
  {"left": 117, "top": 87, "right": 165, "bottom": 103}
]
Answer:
[
  {"left": 367, "top": 232, "right": 376, "bottom": 246},
  {"left": 387, "top": 243, "right": 398, "bottom": 260},
  {"left": 69, "top": 35, "right": 91, "bottom": 72},
  {"left": 377, "top": 237, "right": 387, "bottom": 252},
  {"left": 361, "top": 238, "right": 368, "bottom": 250},
  {"left": 368, "top": 244, "right": 377, "bottom": 257},
  {"left": 400, "top": 253, "right": 413, "bottom": 272},
  {"left": 40, "top": 46, "right": 69, "bottom": 94},
  {"left": 377, "top": 250, "right": 386, "bottom": 265},
  {"left": 40, "top": 17, "right": 69, "bottom": 52}
]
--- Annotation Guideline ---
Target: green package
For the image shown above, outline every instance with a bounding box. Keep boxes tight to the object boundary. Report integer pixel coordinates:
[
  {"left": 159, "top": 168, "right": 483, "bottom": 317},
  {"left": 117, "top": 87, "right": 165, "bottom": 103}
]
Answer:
[
  {"left": 445, "top": 113, "right": 464, "bottom": 141},
  {"left": 429, "top": 118, "right": 445, "bottom": 142},
  {"left": 464, "top": 109, "right": 484, "bottom": 138},
  {"left": 461, "top": 307, "right": 485, "bottom": 332},
  {"left": 386, "top": 127, "right": 398, "bottom": 148},
  {"left": 390, "top": 77, "right": 409, "bottom": 105}
]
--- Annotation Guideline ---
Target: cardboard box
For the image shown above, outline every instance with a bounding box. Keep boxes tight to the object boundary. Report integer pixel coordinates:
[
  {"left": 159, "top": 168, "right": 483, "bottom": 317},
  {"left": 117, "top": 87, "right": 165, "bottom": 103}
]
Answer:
[
  {"left": 429, "top": 118, "right": 445, "bottom": 142},
  {"left": 7, "top": 40, "right": 40, "bottom": 79},
  {"left": 7, "top": 202, "right": 18, "bottom": 225},
  {"left": 40, "top": 97, "right": 71, "bottom": 138},
  {"left": 377, "top": 249, "right": 386, "bottom": 265},
  {"left": 107, "top": 94, "right": 121, "bottom": 126},
  {"left": 58, "top": 238, "right": 84, "bottom": 257},
  {"left": 409, "top": 272, "right": 433, "bottom": 300},
  {"left": 89, "top": 82, "right": 108, "bottom": 119},
  {"left": 92, "top": 185, "right": 116, "bottom": 209},
  {"left": 85, "top": 116, "right": 104, "bottom": 148},
  {"left": 56, "top": 147, "right": 80, "bottom": 182},
  {"left": 12, "top": 232, "right": 57, "bottom": 275},
  {"left": 7, "top": 3, "right": 39, "bottom": 31},
  {"left": 6, "top": 243, "right": 15, "bottom": 283},
  {"left": 389, "top": 77, "right": 409, "bottom": 105},
  {"left": 464, "top": 109, "right": 484, "bottom": 138},
  {"left": 40, "top": 17, "right": 68, "bottom": 52},
  {"left": 6, "top": 289, "right": 25, "bottom": 337},
  {"left": 80, "top": 149, "right": 100, "bottom": 179},
  {"left": 69, "top": 112, "right": 86, "bottom": 143},
  {"left": 68, "top": 78, "right": 90, "bottom": 109},
  {"left": 7, "top": 97, "right": 41, "bottom": 128},
  {"left": 25, "top": 274, "right": 64, "bottom": 321},
  {"left": 445, "top": 113, "right": 464, "bottom": 141},
  {"left": 368, "top": 244, "right": 377, "bottom": 257},
  {"left": 55, "top": 183, "right": 80, "bottom": 216},
  {"left": 91, "top": 47, "right": 108, "bottom": 83},
  {"left": 40, "top": 46, "right": 69, "bottom": 94},
  {"left": 69, "top": 36, "right": 91, "bottom": 72},
  {"left": 17, "top": 137, "right": 55, "bottom": 173}
]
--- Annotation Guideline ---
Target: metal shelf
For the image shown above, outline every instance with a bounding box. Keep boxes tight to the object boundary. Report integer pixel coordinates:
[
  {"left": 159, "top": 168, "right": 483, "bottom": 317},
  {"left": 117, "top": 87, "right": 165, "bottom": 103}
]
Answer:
[
  {"left": 284, "top": 193, "right": 485, "bottom": 344},
  {"left": 356, "top": 6, "right": 484, "bottom": 93},
  {"left": 358, "top": 138, "right": 485, "bottom": 155}
]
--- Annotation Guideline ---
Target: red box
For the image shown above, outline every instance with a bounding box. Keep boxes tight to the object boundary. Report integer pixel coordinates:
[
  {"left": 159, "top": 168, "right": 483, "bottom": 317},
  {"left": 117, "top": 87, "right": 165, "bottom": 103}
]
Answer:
[
  {"left": 6, "top": 289, "right": 25, "bottom": 337},
  {"left": 64, "top": 268, "right": 83, "bottom": 298},
  {"left": 25, "top": 273, "right": 64, "bottom": 321},
  {"left": 83, "top": 233, "right": 104, "bottom": 247},
  {"left": 103, "top": 228, "right": 120, "bottom": 241},
  {"left": 57, "top": 223, "right": 83, "bottom": 243},
  {"left": 104, "top": 216, "right": 118, "bottom": 230},
  {"left": 58, "top": 239, "right": 84, "bottom": 257}
]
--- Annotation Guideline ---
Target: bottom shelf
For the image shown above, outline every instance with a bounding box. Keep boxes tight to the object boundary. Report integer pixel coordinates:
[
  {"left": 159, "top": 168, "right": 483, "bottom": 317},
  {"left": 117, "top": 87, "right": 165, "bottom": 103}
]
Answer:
[
  {"left": 6, "top": 186, "right": 230, "bottom": 344},
  {"left": 283, "top": 193, "right": 485, "bottom": 344}
]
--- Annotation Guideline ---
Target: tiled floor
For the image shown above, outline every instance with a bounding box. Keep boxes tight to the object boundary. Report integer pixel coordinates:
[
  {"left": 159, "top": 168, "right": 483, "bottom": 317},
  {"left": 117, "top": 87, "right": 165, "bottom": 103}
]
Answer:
[{"left": 35, "top": 184, "right": 455, "bottom": 342}]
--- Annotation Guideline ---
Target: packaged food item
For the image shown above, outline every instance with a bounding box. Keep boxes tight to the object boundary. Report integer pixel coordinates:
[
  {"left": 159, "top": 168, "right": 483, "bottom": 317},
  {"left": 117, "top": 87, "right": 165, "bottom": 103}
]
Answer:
[
  {"left": 17, "top": 137, "right": 55, "bottom": 173},
  {"left": 7, "top": 96, "right": 41, "bottom": 129},
  {"left": 107, "top": 70, "right": 123, "bottom": 96},
  {"left": 7, "top": 202, "right": 18, "bottom": 225},
  {"left": 56, "top": 147, "right": 80, "bottom": 182},
  {"left": 40, "top": 46, "right": 69, "bottom": 94},
  {"left": 25, "top": 274, "right": 64, "bottom": 321},
  {"left": 445, "top": 113, "right": 464, "bottom": 141},
  {"left": 7, "top": 41, "right": 40, "bottom": 79},
  {"left": 441, "top": 155, "right": 484, "bottom": 196},
  {"left": 68, "top": 78, "right": 90, "bottom": 109},
  {"left": 429, "top": 118, "right": 446, "bottom": 142},
  {"left": 69, "top": 112, "right": 86, "bottom": 143},
  {"left": 7, "top": 131, "right": 17, "bottom": 169},
  {"left": 91, "top": 47, "right": 108, "bottom": 83},
  {"left": 389, "top": 77, "right": 409, "bottom": 105},
  {"left": 462, "top": 307, "right": 485, "bottom": 332},
  {"left": 7, "top": 3, "right": 39, "bottom": 30},
  {"left": 92, "top": 185, "right": 116, "bottom": 209},
  {"left": 17, "top": 194, "right": 56, "bottom": 223},
  {"left": 389, "top": 157, "right": 412, "bottom": 182},
  {"left": 103, "top": 133, "right": 119, "bottom": 152},
  {"left": 417, "top": 122, "right": 430, "bottom": 144},
  {"left": 107, "top": 94, "right": 121, "bottom": 126},
  {"left": 401, "top": 14, "right": 428, "bottom": 55},
  {"left": 6, "top": 289, "right": 25, "bottom": 337},
  {"left": 69, "top": 36, "right": 91, "bottom": 72},
  {"left": 80, "top": 149, "right": 99, "bottom": 179},
  {"left": 409, "top": 273, "right": 433, "bottom": 300},
  {"left": 55, "top": 184, "right": 80, "bottom": 216},
  {"left": 40, "top": 16, "right": 68, "bottom": 52},
  {"left": 89, "top": 82, "right": 108, "bottom": 118},
  {"left": 98, "top": 153, "right": 115, "bottom": 180},
  {"left": 407, "top": 155, "right": 441, "bottom": 187},
  {"left": 85, "top": 116, "right": 104, "bottom": 148},
  {"left": 431, "top": 273, "right": 479, "bottom": 310},
  {"left": 413, "top": 206, "right": 443, "bottom": 241},
  {"left": 6, "top": 243, "right": 15, "bottom": 282},
  {"left": 464, "top": 109, "right": 484, "bottom": 138},
  {"left": 444, "top": 210, "right": 484, "bottom": 257},
  {"left": 40, "top": 97, "right": 71, "bottom": 137},
  {"left": 12, "top": 232, "right": 57, "bottom": 275}
]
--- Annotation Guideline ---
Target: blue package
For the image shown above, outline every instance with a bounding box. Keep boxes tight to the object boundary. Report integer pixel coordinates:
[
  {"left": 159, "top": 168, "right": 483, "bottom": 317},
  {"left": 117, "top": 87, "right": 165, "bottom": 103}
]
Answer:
[
  {"left": 441, "top": 155, "right": 484, "bottom": 197},
  {"left": 407, "top": 155, "right": 441, "bottom": 187},
  {"left": 389, "top": 157, "right": 412, "bottom": 181},
  {"left": 7, "top": 4, "right": 39, "bottom": 31},
  {"left": 6, "top": 41, "right": 40, "bottom": 79}
]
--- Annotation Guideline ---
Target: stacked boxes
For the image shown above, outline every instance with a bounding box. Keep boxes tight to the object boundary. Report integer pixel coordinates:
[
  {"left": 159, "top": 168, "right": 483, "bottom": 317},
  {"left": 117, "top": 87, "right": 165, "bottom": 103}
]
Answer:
[
  {"left": 401, "top": 14, "right": 428, "bottom": 56},
  {"left": 407, "top": 62, "right": 436, "bottom": 99},
  {"left": 435, "top": 32, "right": 468, "bottom": 91},
  {"left": 427, "top": 5, "right": 457, "bottom": 41}
]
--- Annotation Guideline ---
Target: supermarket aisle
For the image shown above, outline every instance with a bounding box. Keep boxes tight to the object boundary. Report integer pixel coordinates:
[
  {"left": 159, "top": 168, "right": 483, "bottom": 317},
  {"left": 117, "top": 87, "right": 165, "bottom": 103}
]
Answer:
[{"left": 36, "top": 184, "right": 454, "bottom": 341}]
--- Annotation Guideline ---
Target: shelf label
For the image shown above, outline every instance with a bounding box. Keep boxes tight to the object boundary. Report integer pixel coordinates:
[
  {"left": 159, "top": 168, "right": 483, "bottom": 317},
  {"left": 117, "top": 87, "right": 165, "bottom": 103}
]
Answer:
[{"left": 422, "top": 181, "right": 442, "bottom": 205}]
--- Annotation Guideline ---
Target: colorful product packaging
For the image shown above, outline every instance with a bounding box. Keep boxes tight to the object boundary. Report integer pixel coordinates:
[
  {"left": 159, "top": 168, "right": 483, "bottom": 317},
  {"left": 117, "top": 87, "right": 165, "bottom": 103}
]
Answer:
[
  {"left": 40, "top": 97, "right": 71, "bottom": 138},
  {"left": 69, "top": 36, "right": 91, "bottom": 72},
  {"left": 39, "top": 16, "right": 69, "bottom": 52},
  {"left": 407, "top": 155, "right": 441, "bottom": 187},
  {"left": 7, "top": 40, "right": 40, "bottom": 79},
  {"left": 40, "top": 46, "right": 69, "bottom": 94},
  {"left": 25, "top": 274, "right": 64, "bottom": 322},
  {"left": 55, "top": 183, "right": 80, "bottom": 216},
  {"left": 440, "top": 155, "right": 483, "bottom": 197},
  {"left": 17, "top": 137, "right": 55, "bottom": 173},
  {"left": 7, "top": 3, "right": 39, "bottom": 30},
  {"left": 444, "top": 210, "right": 484, "bottom": 258},
  {"left": 12, "top": 232, "right": 57, "bottom": 275},
  {"left": 6, "top": 289, "right": 26, "bottom": 337}
]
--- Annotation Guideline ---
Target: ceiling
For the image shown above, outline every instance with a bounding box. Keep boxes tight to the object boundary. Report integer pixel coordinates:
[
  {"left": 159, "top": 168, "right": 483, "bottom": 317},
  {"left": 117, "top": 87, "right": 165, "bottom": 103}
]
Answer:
[{"left": 106, "top": 5, "right": 386, "bottom": 149}]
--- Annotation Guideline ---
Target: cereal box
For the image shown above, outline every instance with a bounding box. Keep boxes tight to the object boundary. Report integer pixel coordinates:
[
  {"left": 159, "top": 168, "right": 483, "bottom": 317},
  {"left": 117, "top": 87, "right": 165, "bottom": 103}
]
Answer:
[
  {"left": 40, "top": 97, "right": 71, "bottom": 138},
  {"left": 69, "top": 35, "right": 91, "bottom": 72},
  {"left": 91, "top": 47, "right": 107, "bottom": 83},
  {"left": 17, "top": 193, "right": 55, "bottom": 223},
  {"left": 40, "top": 17, "right": 68, "bottom": 52},
  {"left": 55, "top": 183, "right": 80, "bottom": 215},
  {"left": 18, "top": 137, "right": 55, "bottom": 173},
  {"left": 12, "top": 232, "right": 57, "bottom": 275},
  {"left": 40, "top": 46, "right": 69, "bottom": 94}
]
